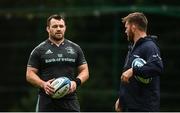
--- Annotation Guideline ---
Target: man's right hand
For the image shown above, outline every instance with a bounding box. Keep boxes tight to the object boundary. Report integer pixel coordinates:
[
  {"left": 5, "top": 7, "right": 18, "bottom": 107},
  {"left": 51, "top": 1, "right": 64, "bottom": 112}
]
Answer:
[
  {"left": 42, "top": 79, "right": 55, "bottom": 95},
  {"left": 115, "top": 98, "right": 121, "bottom": 112}
]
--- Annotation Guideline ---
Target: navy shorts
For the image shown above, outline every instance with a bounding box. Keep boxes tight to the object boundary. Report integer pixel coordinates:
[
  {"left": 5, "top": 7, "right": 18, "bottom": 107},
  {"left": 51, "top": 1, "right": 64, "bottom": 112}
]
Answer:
[{"left": 36, "top": 94, "right": 80, "bottom": 112}]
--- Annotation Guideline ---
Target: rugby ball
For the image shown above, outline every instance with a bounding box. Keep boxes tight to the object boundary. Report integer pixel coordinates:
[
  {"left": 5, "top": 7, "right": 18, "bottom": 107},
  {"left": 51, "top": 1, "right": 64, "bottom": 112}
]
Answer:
[
  {"left": 132, "top": 58, "right": 152, "bottom": 84},
  {"left": 51, "top": 77, "right": 71, "bottom": 99}
]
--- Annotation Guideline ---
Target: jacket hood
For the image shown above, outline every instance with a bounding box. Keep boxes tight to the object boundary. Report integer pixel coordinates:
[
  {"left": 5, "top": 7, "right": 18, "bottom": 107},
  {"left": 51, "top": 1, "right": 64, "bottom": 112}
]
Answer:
[{"left": 135, "top": 35, "right": 159, "bottom": 47}]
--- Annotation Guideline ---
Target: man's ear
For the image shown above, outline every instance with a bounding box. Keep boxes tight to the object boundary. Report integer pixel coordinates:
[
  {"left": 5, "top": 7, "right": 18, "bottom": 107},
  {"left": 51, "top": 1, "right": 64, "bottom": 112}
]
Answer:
[
  {"left": 132, "top": 24, "right": 136, "bottom": 29},
  {"left": 131, "top": 24, "right": 136, "bottom": 32},
  {"left": 46, "top": 26, "right": 49, "bottom": 33}
]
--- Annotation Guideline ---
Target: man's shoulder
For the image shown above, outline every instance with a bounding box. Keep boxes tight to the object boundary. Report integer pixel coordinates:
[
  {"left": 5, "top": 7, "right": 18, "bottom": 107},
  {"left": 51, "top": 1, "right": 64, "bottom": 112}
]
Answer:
[
  {"left": 137, "top": 38, "right": 159, "bottom": 55},
  {"left": 35, "top": 40, "right": 49, "bottom": 49},
  {"left": 143, "top": 39, "right": 157, "bottom": 48},
  {"left": 30, "top": 40, "right": 48, "bottom": 54},
  {"left": 136, "top": 36, "right": 157, "bottom": 48},
  {"left": 65, "top": 39, "right": 80, "bottom": 47}
]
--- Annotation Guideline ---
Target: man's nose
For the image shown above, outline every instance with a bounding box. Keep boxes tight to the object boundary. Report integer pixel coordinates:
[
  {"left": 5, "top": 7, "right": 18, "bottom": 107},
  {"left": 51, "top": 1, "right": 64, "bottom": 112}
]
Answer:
[
  {"left": 125, "top": 30, "right": 127, "bottom": 34},
  {"left": 57, "top": 26, "right": 61, "bottom": 30}
]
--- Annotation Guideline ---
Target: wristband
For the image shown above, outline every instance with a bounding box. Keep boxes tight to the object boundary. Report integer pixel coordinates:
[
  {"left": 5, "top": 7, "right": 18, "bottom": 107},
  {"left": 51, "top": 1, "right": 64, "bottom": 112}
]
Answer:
[{"left": 74, "top": 78, "right": 81, "bottom": 87}]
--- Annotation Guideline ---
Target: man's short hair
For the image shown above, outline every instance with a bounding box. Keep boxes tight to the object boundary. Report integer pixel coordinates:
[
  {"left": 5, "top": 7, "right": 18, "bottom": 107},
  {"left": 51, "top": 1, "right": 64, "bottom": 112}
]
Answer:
[
  {"left": 47, "top": 14, "right": 65, "bottom": 27},
  {"left": 122, "top": 12, "right": 148, "bottom": 32}
]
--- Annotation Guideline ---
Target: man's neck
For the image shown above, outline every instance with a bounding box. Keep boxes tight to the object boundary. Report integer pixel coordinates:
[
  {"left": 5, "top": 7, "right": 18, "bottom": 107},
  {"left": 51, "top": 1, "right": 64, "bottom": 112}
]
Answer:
[
  {"left": 48, "top": 37, "right": 64, "bottom": 47},
  {"left": 133, "top": 31, "right": 147, "bottom": 44}
]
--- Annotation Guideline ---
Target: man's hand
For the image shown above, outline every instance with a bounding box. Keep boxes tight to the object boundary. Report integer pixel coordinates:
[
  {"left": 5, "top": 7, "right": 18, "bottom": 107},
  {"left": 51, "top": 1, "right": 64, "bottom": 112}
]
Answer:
[
  {"left": 121, "top": 68, "right": 133, "bottom": 84},
  {"left": 115, "top": 98, "right": 121, "bottom": 112},
  {"left": 68, "top": 81, "right": 77, "bottom": 94},
  {"left": 42, "top": 79, "right": 55, "bottom": 95}
]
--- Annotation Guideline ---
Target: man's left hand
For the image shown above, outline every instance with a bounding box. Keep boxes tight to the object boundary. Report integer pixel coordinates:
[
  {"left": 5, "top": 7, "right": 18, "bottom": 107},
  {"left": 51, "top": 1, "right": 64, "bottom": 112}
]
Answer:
[
  {"left": 121, "top": 68, "right": 133, "bottom": 84},
  {"left": 68, "top": 81, "right": 77, "bottom": 94}
]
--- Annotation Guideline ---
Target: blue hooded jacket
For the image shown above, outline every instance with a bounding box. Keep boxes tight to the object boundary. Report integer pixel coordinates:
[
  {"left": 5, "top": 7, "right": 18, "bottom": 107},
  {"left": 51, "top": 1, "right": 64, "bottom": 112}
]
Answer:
[{"left": 119, "top": 35, "right": 163, "bottom": 111}]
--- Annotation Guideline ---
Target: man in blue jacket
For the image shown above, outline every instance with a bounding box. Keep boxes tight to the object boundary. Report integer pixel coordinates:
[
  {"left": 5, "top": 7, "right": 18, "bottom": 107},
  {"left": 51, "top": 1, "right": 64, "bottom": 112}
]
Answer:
[{"left": 115, "top": 12, "right": 163, "bottom": 112}]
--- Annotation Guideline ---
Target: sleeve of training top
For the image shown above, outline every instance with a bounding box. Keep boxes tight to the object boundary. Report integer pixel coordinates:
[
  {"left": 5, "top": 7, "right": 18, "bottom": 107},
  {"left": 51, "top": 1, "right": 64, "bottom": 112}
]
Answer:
[
  {"left": 27, "top": 47, "right": 41, "bottom": 69},
  {"left": 76, "top": 45, "right": 87, "bottom": 66},
  {"left": 133, "top": 42, "right": 163, "bottom": 78}
]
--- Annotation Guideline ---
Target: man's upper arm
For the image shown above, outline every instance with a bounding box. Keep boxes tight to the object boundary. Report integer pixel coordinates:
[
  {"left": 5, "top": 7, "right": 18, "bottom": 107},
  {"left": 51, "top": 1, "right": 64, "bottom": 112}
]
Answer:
[
  {"left": 78, "top": 63, "right": 88, "bottom": 72},
  {"left": 133, "top": 42, "right": 163, "bottom": 78},
  {"left": 27, "top": 67, "right": 38, "bottom": 74},
  {"left": 27, "top": 47, "right": 41, "bottom": 69},
  {"left": 76, "top": 45, "right": 87, "bottom": 66}
]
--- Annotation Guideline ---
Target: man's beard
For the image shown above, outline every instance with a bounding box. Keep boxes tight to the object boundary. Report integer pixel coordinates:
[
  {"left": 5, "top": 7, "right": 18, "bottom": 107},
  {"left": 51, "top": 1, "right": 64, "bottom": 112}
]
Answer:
[
  {"left": 50, "top": 34, "right": 63, "bottom": 41},
  {"left": 127, "top": 30, "right": 134, "bottom": 42}
]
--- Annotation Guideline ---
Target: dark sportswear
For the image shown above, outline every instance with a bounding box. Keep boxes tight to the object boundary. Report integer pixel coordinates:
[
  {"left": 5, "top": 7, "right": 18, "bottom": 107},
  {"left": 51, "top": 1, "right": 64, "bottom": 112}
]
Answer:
[
  {"left": 27, "top": 39, "right": 87, "bottom": 111},
  {"left": 119, "top": 35, "right": 163, "bottom": 111}
]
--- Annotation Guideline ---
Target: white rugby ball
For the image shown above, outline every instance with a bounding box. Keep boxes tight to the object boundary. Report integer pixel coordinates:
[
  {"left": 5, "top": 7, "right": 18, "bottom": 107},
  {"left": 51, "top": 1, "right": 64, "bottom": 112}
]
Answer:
[
  {"left": 132, "top": 58, "right": 152, "bottom": 84},
  {"left": 51, "top": 77, "right": 71, "bottom": 99}
]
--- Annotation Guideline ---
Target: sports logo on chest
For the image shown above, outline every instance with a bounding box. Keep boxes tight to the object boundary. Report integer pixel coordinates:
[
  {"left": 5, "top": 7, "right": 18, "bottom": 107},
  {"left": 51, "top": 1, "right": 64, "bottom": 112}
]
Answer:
[
  {"left": 45, "top": 49, "right": 53, "bottom": 54},
  {"left": 65, "top": 46, "right": 75, "bottom": 54}
]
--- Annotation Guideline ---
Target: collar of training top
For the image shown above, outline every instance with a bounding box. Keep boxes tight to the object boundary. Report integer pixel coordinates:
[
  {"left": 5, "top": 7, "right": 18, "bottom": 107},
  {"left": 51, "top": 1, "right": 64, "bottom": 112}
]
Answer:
[{"left": 47, "top": 38, "right": 67, "bottom": 47}]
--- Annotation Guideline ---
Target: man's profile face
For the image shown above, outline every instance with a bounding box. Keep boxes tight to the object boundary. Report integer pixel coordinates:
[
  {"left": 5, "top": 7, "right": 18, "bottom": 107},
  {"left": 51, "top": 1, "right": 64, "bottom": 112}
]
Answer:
[
  {"left": 47, "top": 18, "right": 66, "bottom": 41},
  {"left": 125, "top": 22, "right": 134, "bottom": 42}
]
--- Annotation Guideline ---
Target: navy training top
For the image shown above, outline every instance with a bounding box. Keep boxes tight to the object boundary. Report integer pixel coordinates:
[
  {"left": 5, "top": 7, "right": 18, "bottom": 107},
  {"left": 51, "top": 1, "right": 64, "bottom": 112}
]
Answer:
[{"left": 119, "top": 35, "right": 163, "bottom": 111}]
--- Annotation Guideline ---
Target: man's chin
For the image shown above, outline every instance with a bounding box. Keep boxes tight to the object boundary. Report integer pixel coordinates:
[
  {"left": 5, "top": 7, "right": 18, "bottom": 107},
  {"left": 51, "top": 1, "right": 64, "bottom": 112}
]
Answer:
[
  {"left": 127, "top": 36, "right": 133, "bottom": 42},
  {"left": 52, "top": 37, "right": 63, "bottom": 41},
  {"left": 127, "top": 37, "right": 130, "bottom": 41}
]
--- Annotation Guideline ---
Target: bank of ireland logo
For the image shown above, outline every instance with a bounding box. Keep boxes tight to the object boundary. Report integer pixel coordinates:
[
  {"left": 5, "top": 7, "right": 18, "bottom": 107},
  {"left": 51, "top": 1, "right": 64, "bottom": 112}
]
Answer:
[{"left": 65, "top": 47, "right": 75, "bottom": 54}]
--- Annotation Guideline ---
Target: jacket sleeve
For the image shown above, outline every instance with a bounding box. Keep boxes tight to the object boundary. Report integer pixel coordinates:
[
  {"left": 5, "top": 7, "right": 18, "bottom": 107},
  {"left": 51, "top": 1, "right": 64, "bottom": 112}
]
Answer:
[{"left": 133, "top": 42, "right": 163, "bottom": 78}]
